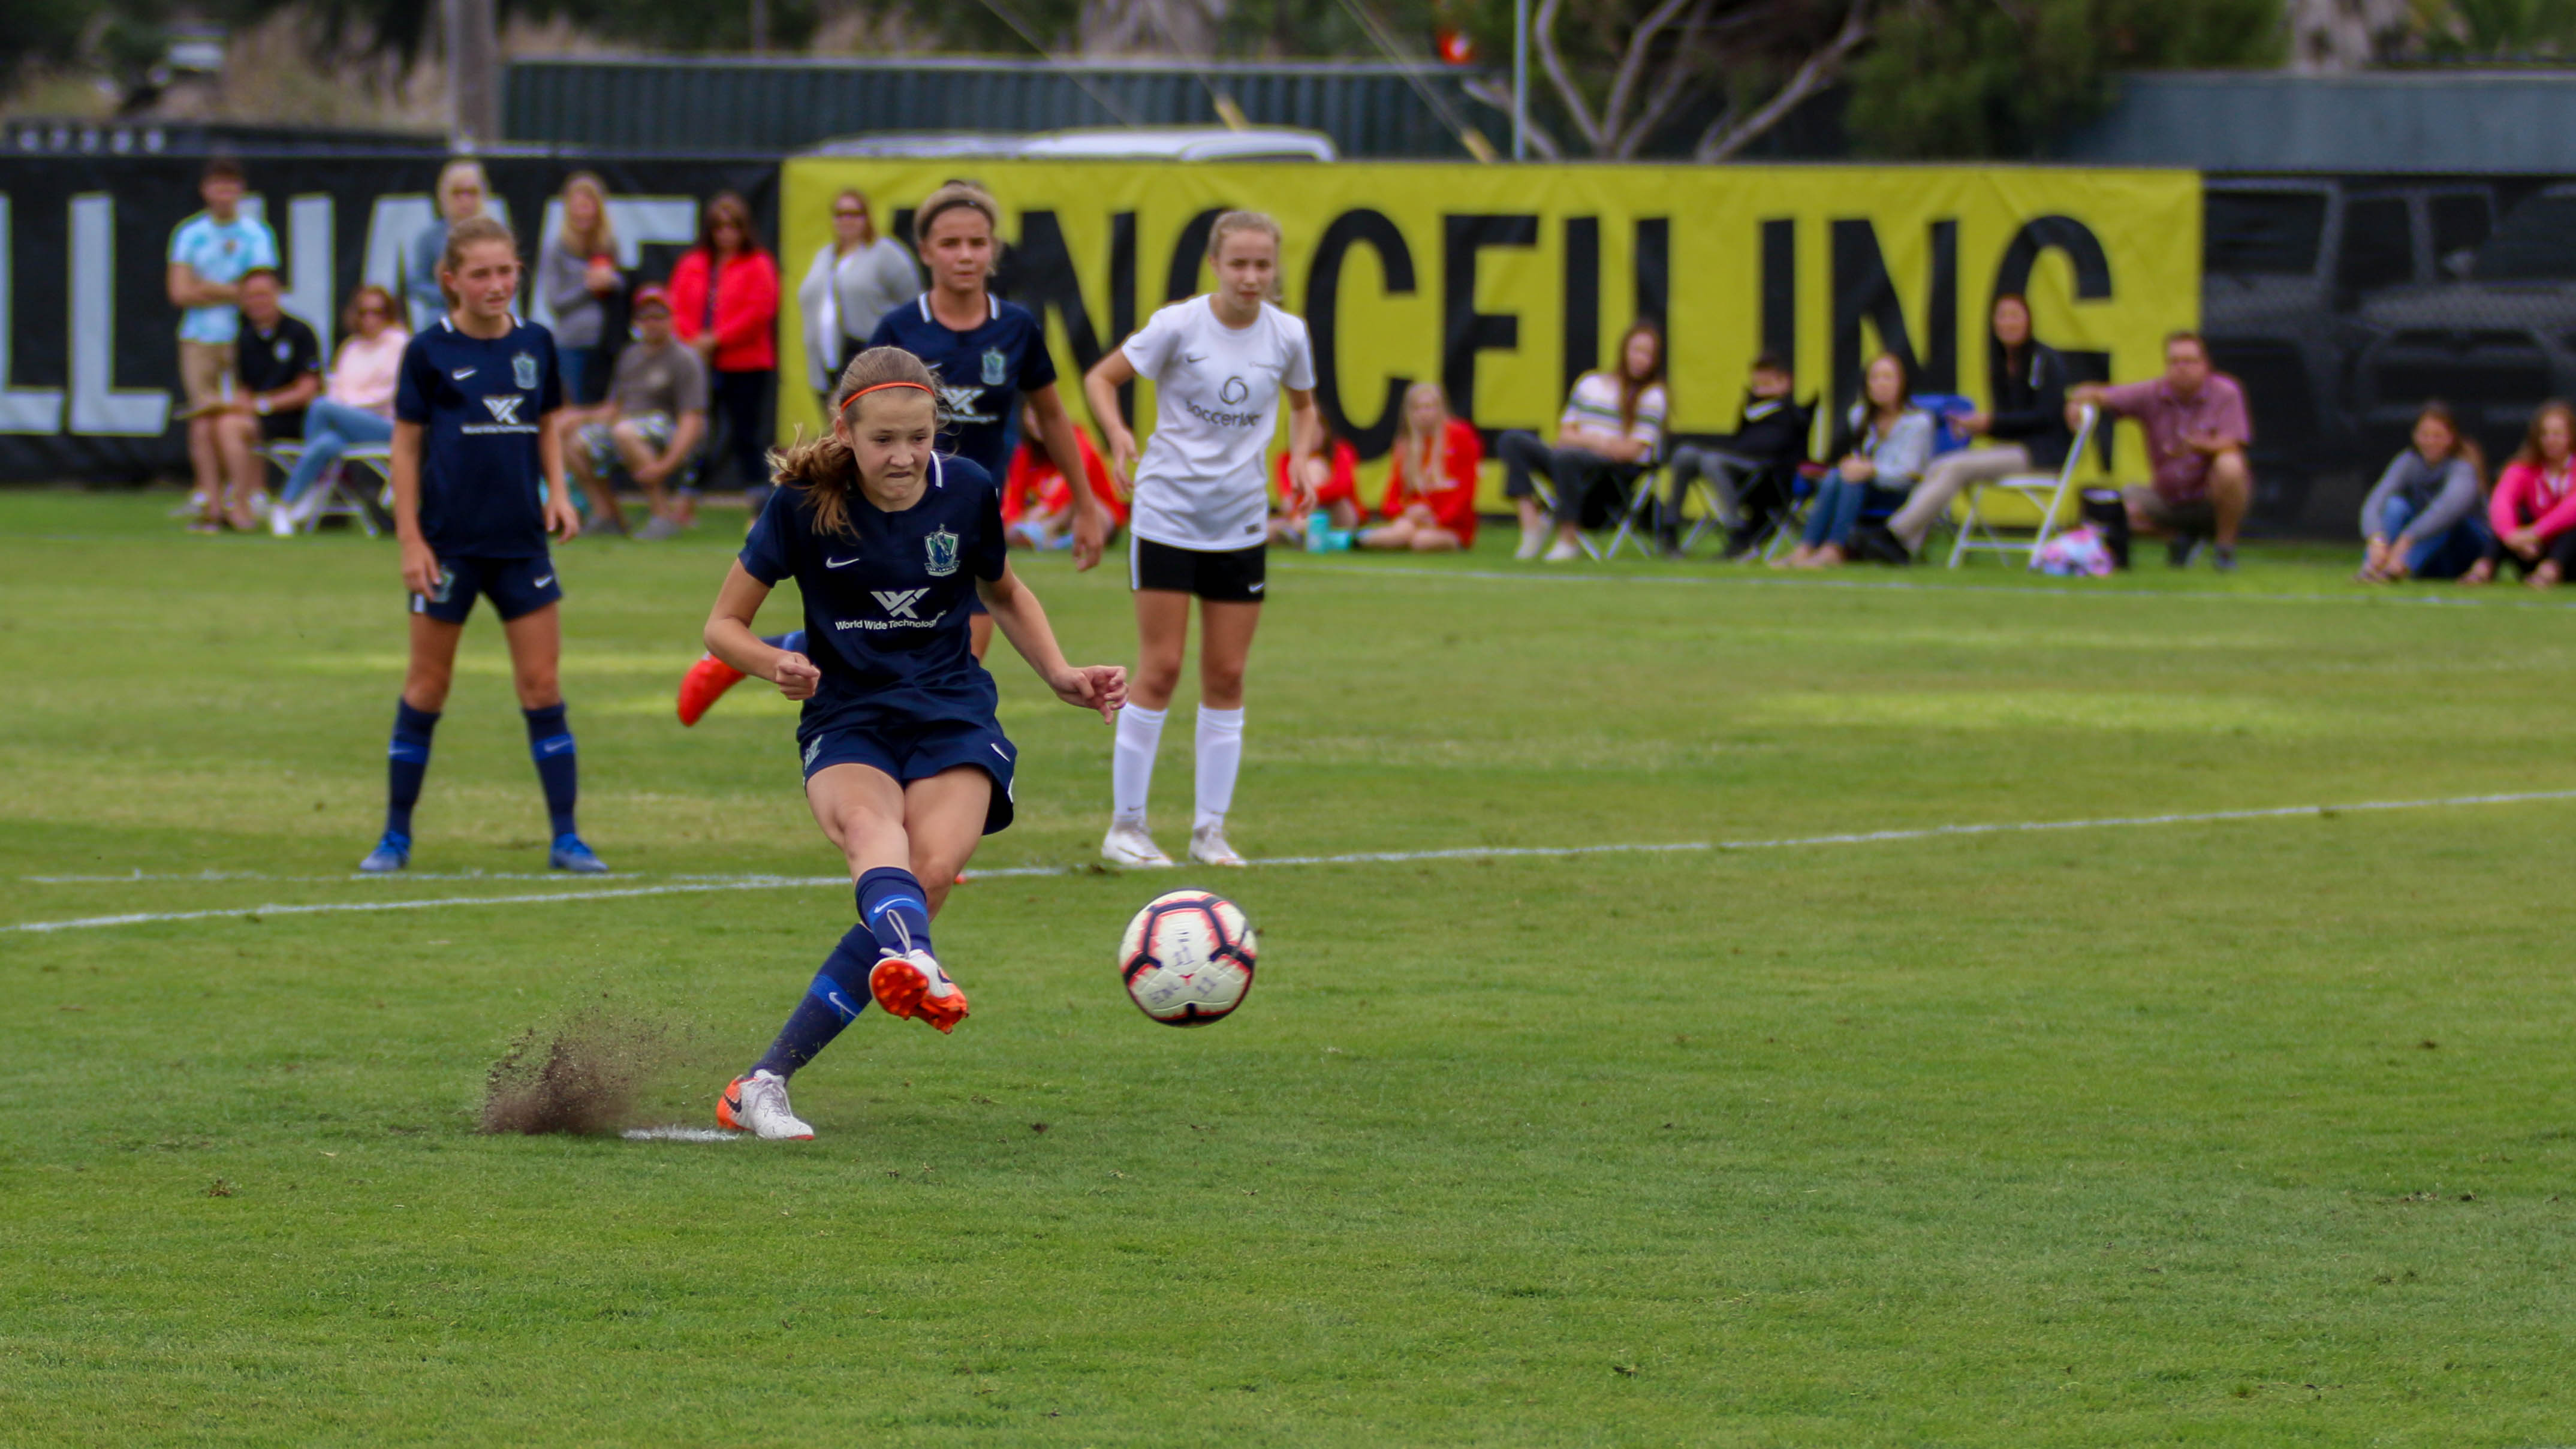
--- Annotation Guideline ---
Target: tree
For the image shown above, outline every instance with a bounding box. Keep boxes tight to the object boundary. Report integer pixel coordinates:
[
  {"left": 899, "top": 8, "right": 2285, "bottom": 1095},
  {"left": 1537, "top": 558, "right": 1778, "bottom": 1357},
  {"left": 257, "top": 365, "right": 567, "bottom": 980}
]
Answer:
[
  {"left": 1842, "top": 0, "right": 2281, "bottom": 159},
  {"left": 1450, "top": 0, "right": 1872, "bottom": 161}
]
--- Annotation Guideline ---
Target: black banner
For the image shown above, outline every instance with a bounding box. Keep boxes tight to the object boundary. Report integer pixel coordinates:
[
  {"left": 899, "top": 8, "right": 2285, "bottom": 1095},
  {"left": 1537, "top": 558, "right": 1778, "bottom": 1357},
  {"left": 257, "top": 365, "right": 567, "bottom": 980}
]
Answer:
[{"left": 0, "top": 155, "right": 776, "bottom": 482}]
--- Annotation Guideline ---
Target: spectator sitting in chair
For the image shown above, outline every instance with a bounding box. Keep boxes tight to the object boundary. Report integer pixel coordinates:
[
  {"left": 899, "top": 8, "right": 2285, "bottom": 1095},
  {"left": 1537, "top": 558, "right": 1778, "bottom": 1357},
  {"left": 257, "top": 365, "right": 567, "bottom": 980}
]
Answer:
[
  {"left": 1269, "top": 421, "right": 1361, "bottom": 549},
  {"left": 213, "top": 268, "right": 321, "bottom": 526},
  {"left": 1657, "top": 352, "right": 1804, "bottom": 561},
  {"left": 2071, "top": 331, "right": 2252, "bottom": 573},
  {"left": 1354, "top": 381, "right": 1481, "bottom": 553},
  {"left": 1776, "top": 351, "right": 1932, "bottom": 570},
  {"left": 2358, "top": 400, "right": 2490, "bottom": 584},
  {"left": 273, "top": 283, "right": 409, "bottom": 534},
  {"left": 1501, "top": 321, "right": 1667, "bottom": 562},
  {"left": 2465, "top": 400, "right": 2576, "bottom": 588},
  {"left": 1890, "top": 293, "right": 2072, "bottom": 560},
  {"left": 568, "top": 284, "right": 707, "bottom": 540}
]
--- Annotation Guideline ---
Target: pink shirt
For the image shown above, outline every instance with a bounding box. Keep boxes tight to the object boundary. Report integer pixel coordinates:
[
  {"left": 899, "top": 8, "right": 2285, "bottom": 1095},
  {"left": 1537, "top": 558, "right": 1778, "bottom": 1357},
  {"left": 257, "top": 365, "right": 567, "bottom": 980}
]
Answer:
[
  {"left": 327, "top": 328, "right": 410, "bottom": 415},
  {"left": 2490, "top": 458, "right": 2576, "bottom": 543},
  {"left": 2097, "top": 373, "right": 2251, "bottom": 502}
]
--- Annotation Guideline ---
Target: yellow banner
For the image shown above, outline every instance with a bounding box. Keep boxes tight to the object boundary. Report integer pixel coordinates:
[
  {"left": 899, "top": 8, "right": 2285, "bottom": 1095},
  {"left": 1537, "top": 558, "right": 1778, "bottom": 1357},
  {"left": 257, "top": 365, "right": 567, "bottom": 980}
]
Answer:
[{"left": 780, "top": 159, "right": 2199, "bottom": 506}]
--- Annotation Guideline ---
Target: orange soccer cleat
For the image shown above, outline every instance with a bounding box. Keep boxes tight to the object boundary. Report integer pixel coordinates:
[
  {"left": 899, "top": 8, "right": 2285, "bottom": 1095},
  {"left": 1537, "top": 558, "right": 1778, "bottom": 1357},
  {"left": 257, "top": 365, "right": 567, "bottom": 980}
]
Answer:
[
  {"left": 676, "top": 653, "right": 748, "bottom": 726},
  {"left": 868, "top": 950, "right": 970, "bottom": 1034}
]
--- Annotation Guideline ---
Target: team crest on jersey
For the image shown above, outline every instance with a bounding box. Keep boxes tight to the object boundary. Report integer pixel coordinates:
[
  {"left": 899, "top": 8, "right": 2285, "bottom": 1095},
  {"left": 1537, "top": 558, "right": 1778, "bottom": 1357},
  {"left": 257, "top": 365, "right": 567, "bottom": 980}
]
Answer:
[
  {"left": 980, "top": 348, "right": 1008, "bottom": 386},
  {"left": 511, "top": 351, "right": 539, "bottom": 390},
  {"left": 923, "top": 528, "right": 960, "bottom": 577}
]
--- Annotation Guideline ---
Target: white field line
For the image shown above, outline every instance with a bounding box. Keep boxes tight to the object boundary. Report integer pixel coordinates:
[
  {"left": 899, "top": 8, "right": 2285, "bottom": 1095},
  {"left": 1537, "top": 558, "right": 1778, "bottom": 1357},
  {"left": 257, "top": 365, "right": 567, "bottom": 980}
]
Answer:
[
  {"left": 620, "top": 1126, "right": 742, "bottom": 1143},
  {"left": 9, "top": 787, "right": 2575, "bottom": 936},
  {"left": 1282, "top": 559, "right": 2576, "bottom": 613}
]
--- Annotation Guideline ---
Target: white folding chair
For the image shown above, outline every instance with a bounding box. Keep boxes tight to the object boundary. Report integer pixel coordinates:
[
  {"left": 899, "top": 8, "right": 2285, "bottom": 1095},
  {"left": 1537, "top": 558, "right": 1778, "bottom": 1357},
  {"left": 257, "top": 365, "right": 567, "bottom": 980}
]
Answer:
[
  {"left": 1946, "top": 405, "right": 2097, "bottom": 569},
  {"left": 1601, "top": 463, "right": 1667, "bottom": 559}
]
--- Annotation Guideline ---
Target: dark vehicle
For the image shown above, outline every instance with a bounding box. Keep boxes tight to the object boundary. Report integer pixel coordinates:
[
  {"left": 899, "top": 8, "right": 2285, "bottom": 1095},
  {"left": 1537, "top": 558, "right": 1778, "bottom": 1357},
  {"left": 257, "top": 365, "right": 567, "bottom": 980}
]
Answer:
[
  {"left": 2352, "top": 182, "right": 2576, "bottom": 464},
  {"left": 2201, "top": 179, "right": 2496, "bottom": 513}
]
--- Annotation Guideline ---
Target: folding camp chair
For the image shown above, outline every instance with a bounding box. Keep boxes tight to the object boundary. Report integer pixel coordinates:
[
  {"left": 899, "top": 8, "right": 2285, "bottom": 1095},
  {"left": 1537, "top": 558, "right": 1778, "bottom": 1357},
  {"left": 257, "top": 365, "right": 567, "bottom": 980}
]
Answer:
[
  {"left": 260, "top": 439, "right": 396, "bottom": 537},
  {"left": 1945, "top": 405, "right": 2097, "bottom": 568},
  {"left": 1526, "top": 462, "right": 1656, "bottom": 560},
  {"left": 1601, "top": 462, "right": 1668, "bottom": 559}
]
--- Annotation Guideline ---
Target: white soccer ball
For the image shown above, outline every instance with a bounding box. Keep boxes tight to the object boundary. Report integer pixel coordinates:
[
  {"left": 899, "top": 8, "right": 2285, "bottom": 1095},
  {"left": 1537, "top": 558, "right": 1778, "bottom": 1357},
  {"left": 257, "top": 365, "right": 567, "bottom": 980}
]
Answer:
[{"left": 1119, "top": 889, "right": 1258, "bottom": 1026}]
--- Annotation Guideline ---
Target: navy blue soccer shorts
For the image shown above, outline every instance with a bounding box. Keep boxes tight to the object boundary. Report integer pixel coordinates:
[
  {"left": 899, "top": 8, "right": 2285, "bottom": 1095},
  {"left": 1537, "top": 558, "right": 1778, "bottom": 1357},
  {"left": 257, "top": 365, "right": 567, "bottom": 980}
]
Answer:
[
  {"left": 411, "top": 554, "right": 562, "bottom": 624},
  {"left": 800, "top": 718, "right": 1017, "bottom": 835}
]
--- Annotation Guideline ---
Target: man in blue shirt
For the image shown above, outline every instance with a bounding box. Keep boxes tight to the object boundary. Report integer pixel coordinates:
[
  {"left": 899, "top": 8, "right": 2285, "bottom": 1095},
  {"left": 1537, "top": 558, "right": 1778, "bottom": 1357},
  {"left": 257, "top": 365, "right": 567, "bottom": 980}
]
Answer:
[{"left": 165, "top": 156, "right": 278, "bottom": 531}]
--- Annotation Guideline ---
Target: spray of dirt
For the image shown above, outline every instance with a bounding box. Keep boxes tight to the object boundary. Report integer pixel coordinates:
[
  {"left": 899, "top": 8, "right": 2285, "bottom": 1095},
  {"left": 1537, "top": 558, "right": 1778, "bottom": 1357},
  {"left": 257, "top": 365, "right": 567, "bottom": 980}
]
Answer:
[{"left": 477, "top": 1007, "right": 676, "bottom": 1135}]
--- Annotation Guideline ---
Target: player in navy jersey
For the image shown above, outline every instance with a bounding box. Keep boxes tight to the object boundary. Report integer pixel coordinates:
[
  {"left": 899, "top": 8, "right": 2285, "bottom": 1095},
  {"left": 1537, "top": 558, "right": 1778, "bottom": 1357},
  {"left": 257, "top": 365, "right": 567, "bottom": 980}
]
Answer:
[
  {"left": 674, "top": 179, "right": 1108, "bottom": 726},
  {"left": 705, "top": 347, "right": 1125, "bottom": 1140},
  {"left": 360, "top": 215, "right": 605, "bottom": 875}
]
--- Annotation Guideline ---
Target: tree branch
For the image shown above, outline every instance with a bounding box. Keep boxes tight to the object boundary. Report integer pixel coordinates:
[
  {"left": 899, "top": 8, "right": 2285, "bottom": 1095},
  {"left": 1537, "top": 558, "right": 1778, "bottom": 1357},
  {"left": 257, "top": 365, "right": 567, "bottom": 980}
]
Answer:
[
  {"left": 1602, "top": 0, "right": 1707, "bottom": 150},
  {"left": 1694, "top": 0, "right": 1870, "bottom": 162},
  {"left": 1462, "top": 74, "right": 1566, "bottom": 158},
  {"left": 1532, "top": 0, "right": 1607, "bottom": 153},
  {"left": 1616, "top": 0, "right": 1717, "bottom": 157}
]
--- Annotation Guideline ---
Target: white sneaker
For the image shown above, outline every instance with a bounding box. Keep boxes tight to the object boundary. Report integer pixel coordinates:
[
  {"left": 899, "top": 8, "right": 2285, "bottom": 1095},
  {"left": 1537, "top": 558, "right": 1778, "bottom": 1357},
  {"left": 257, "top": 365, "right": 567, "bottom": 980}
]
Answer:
[
  {"left": 1102, "top": 820, "right": 1174, "bottom": 867},
  {"left": 1543, "top": 537, "right": 1584, "bottom": 562},
  {"left": 1515, "top": 525, "right": 1548, "bottom": 561},
  {"left": 718, "top": 1070, "right": 815, "bottom": 1140},
  {"left": 1188, "top": 821, "right": 1246, "bottom": 866},
  {"left": 269, "top": 499, "right": 298, "bottom": 537}
]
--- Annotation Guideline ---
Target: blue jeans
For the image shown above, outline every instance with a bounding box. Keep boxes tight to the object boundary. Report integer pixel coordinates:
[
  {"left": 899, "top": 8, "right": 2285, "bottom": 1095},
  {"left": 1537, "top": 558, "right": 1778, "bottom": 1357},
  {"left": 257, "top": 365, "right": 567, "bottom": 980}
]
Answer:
[
  {"left": 2384, "top": 495, "right": 2492, "bottom": 580},
  {"left": 279, "top": 397, "right": 394, "bottom": 506},
  {"left": 1800, "top": 470, "right": 1902, "bottom": 548}
]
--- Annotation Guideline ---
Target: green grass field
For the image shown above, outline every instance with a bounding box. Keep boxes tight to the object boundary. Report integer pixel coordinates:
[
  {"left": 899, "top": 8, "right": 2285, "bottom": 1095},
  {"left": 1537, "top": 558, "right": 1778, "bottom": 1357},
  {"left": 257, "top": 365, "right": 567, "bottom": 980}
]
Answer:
[{"left": 5, "top": 489, "right": 2575, "bottom": 1447}]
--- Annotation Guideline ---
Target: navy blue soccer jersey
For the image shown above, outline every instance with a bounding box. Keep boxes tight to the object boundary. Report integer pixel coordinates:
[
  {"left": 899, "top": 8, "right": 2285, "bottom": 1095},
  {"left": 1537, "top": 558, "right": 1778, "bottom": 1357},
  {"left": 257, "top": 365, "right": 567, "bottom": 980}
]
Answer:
[
  {"left": 740, "top": 453, "right": 1010, "bottom": 740},
  {"left": 394, "top": 318, "right": 563, "bottom": 559},
  {"left": 867, "top": 295, "right": 1057, "bottom": 479}
]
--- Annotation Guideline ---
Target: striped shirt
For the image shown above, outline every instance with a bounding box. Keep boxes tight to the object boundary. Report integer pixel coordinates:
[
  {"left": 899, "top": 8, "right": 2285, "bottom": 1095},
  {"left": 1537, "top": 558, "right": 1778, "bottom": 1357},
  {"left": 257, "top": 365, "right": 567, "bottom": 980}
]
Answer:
[{"left": 1557, "top": 372, "right": 1667, "bottom": 462}]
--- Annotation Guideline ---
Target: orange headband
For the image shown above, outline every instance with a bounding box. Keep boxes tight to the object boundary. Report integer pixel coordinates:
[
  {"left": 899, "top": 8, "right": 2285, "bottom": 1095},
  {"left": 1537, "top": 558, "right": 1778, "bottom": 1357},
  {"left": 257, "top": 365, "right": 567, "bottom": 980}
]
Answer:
[{"left": 837, "top": 381, "right": 933, "bottom": 417}]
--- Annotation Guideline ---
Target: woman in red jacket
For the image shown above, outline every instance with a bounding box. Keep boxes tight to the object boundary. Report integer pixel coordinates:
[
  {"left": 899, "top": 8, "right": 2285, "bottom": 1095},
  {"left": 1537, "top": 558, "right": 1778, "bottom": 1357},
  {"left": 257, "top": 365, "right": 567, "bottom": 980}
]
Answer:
[
  {"left": 1003, "top": 401, "right": 1125, "bottom": 547},
  {"left": 1268, "top": 425, "right": 1360, "bottom": 546},
  {"left": 1360, "top": 382, "right": 1481, "bottom": 552},
  {"left": 2468, "top": 400, "right": 2576, "bottom": 587},
  {"left": 668, "top": 191, "right": 781, "bottom": 520}
]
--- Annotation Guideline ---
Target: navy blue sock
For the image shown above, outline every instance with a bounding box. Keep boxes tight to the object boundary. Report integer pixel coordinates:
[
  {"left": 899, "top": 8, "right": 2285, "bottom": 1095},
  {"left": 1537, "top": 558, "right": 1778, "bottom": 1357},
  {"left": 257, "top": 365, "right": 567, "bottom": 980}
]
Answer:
[
  {"left": 523, "top": 703, "right": 579, "bottom": 839},
  {"left": 751, "top": 922, "right": 876, "bottom": 1077},
  {"left": 855, "top": 866, "right": 934, "bottom": 959},
  {"left": 385, "top": 700, "right": 439, "bottom": 839},
  {"left": 762, "top": 630, "right": 808, "bottom": 655}
]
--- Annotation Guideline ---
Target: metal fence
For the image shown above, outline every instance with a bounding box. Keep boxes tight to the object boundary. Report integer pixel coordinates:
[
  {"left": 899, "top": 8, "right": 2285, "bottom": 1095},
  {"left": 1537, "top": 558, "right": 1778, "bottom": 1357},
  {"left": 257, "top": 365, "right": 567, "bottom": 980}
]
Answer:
[{"left": 502, "top": 55, "right": 1492, "bottom": 158}]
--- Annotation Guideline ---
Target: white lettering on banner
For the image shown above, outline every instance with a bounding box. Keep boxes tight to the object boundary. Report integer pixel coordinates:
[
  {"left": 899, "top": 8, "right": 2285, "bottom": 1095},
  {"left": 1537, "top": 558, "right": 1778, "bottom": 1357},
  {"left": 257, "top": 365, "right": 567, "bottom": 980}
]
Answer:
[
  {"left": 68, "top": 194, "right": 168, "bottom": 436},
  {"left": 285, "top": 195, "right": 335, "bottom": 339},
  {"left": 0, "top": 195, "right": 68, "bottom": 433}
]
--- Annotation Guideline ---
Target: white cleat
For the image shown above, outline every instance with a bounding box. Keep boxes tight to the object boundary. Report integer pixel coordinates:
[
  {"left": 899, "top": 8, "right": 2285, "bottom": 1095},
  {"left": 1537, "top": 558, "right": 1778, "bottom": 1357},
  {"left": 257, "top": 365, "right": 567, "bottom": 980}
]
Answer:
[
  {"left": 1102, "top": 820, "right": 1174, "bottom": 868},
  {"left": 717, "top": 1069, "right": 815, "bottom": 1141},
  {"left": 1188, "top": 822, "right": 1246, "bottom": 866}
]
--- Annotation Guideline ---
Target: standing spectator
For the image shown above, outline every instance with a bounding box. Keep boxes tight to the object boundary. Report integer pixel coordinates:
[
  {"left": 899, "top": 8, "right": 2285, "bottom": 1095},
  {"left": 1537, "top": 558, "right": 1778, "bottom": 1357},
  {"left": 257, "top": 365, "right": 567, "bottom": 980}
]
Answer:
[
  {"left": 405, "top": 159, "right": 492, "bottom": 333},
  {"left": 1776, "top": 351, "right": 1934, "bottom": 570},
  {"left": 1357, "top": 381, "right": 1481, "bottom": 552},
  {"left": 1655, "top": 353, "right": 1807, "bottom": 560},
  {"left": 2466, "top": 400, "right": 2576, "bottom": 588},
  {"left": 567, "top": 285, "right": 707, "bottom": 540},
  {"left": 668, "top": 191, "right": 781, "bottom": 507},
  {"left": 2358, "top": 402, "right": 2489, "bottom": 583},
  {"left": 1889, "top": 293, "right": 2072, "bottom": 559},
  {"left": 165, "top": 155, "right": 278, "bottom": 532},
  {"left": 538, "top": 171, "right": 623, "bottom": 411},
  {"left": 1499, "top": 321, "right": 1667, "bottom": 561},
  {"left": 2071, "top": 331, "right": 2253, "bottom": 572},
  {"left": 796, "top": 188, "right": 918, "bottom": 414},
  {"left": 272, "top": 284, "right": 409, "bottom": 532},
  {"left": 212, "top": 269, "right": 321, "bottom": 525}
]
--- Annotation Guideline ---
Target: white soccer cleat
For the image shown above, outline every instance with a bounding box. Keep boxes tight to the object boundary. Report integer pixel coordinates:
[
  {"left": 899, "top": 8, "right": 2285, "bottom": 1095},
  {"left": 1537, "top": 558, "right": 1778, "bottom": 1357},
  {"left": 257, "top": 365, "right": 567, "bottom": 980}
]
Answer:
[
  {"left": 717, "top": 1070, "right": 815, "bottom": 1141},
  {"left": 1188, "top": 822, "right": 1246, "bottom": 866},
  {"left": 1515, "top": 524, "right": 1548, "bottom": 560},
  {"left": 1102, "top": 820, "right": 1174, "bottom": 868},
  {"left": 869, "top": 948, "right": 970, "bottom": 1033}
]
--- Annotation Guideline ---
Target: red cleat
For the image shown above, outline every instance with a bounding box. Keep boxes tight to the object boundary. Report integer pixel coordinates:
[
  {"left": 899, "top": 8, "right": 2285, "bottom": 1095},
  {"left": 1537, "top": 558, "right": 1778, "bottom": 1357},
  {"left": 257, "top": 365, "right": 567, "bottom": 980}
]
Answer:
[
  {"left": 869, "top": 950, "right": 970, "bottom": 1034},
  {"left": 676, "top": 653, "right": 748, "bottom": 726}
]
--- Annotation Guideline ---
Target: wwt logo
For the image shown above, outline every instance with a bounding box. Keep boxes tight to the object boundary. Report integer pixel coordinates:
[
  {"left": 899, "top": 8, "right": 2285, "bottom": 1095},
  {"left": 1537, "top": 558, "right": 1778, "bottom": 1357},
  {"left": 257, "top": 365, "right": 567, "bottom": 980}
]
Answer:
[
  {"left": 871, "top": 588, "right": 930, "bottom": 619},
  {"left": 481, "top": 395, "right": 524, "bottom": 426}
]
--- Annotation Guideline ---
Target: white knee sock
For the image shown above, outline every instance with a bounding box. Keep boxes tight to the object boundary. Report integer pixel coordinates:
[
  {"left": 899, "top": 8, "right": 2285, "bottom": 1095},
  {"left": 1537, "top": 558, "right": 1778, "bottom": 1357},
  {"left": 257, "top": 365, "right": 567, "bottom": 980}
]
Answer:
[
  {"left": 1113, "top": 702, "right": 1167, "bottom": 827},
  {"left": 1194, "top": 706, "right": 1244, "bottom": 832}
]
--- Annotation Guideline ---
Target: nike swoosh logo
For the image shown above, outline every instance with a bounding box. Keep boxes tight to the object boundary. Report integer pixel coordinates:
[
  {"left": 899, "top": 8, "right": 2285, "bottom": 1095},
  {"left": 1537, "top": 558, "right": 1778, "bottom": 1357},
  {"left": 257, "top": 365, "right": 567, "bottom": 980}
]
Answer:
[
  {"left": 1182, "top": 353, "right": 1206, "bottom": 363},
  {"left": 1248, "top": 582, "right": 1264, "bottom": 593},
  {"left": 825, "top": 556, "right": 862, "bottom": 569},
  {"left": 531, "top": 575, "right": 554, "bottom": 588},
  {"left": 451, "top": 368, "right": 476, "bottom": 379},
  {"left": 540, "top": 739, "right": 575, "bottom": 755}
]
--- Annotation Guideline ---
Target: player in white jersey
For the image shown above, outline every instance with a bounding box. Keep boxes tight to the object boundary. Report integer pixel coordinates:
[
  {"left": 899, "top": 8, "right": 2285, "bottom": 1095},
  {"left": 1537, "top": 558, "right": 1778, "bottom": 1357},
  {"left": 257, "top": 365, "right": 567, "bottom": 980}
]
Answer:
[{"left": 1083, "top": 211, "right": 1324, "bottom": 867}]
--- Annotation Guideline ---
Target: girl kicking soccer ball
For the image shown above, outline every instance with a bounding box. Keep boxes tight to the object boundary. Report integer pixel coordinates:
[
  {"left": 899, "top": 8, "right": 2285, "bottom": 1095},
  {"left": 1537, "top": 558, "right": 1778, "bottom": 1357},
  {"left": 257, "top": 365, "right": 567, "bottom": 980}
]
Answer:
[
  {"left": 705, "top": 347, "right": 1125, "bottom": 1140},
  {"left": 363, "top": 215, "right": 602, "bottom": 874},
  {"left": 1083, "top": 210, "right": 1324, "bottom": 868}
]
